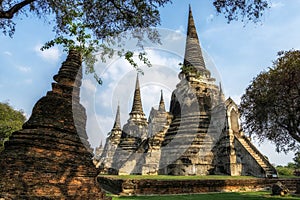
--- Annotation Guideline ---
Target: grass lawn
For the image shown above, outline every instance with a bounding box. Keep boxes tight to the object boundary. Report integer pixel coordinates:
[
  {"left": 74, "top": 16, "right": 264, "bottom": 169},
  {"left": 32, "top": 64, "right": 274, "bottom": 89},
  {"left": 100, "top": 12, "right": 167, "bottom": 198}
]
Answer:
[
  {"left": 100, "top": 175, "right": 256, "bottom": 180},
  {"left": 278, "top": 175, "right": 299, "bottom": 179},
  {"left": 111, "top": 191, "right": 300, "bottom": 200}
]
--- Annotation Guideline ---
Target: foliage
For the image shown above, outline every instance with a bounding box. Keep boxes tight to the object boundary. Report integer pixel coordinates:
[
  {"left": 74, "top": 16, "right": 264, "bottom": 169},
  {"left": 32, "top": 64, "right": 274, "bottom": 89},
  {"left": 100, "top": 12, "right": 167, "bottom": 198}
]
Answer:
[
  {"left": 240, "top": 50, "right": 300, "bottom": 153},
  {"left": 112, "top": 191, "right": 299, "bottom": 200},
  {"left": 0, "top": 0, "right": 170, "bottom": 37},
  {"left": 213, "top": 0, "right": 270, "bottom": 23},
  {"left": 179, "top": 63, "right": 198, "bottom": 74},
  {"left": 275, "top": 153, "right": 300, "bottom": 177},
  {"left": 276, "top": 166, "right": 295, "bottom": 177},
  {"left": 1, "top": 1, "right": 171, "bottom": 82},
  {"left": 1, "top": 1, "right": 272, "bottom": 83},
  {"left": 0, "top": 0, "right": 271, "bottom": 37},
  {"left": 0, "top": 102, "right": 26, "bottom": 152},
  {"left": 293, "top": 151, "right": 300, "bottom": 169}
]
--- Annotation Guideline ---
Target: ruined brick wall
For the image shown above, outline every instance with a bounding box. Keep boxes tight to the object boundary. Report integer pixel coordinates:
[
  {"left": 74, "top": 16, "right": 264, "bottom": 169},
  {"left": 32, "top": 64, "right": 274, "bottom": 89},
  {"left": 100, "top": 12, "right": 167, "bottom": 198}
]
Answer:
[{"left": 98, "top": 176, "right": 300, "bottom": 196}]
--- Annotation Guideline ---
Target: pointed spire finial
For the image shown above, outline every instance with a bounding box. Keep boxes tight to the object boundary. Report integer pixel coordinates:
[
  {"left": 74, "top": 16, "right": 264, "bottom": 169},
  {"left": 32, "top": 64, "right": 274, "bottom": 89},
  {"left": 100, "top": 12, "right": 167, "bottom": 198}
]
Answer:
[
  {"left": 135, "top": 74, "right": 140, "bottom": 89},
  {"left": 219, "top": 82, "right": 223, "bottom": 94},
  {"left": 130, "top": 74, "right": 145, "bottom": 115},
  {"left": 218, "top": 82, "right": 225, "bottom": 102},
  {"left": 158, "top": 90, "right": 166, "bottom": 112},
  {"left": 183, "top": 5, "right": 207, "bottom": 73},
  {"left": 112, "top": 103, "right": 121, "bottom": 130}
]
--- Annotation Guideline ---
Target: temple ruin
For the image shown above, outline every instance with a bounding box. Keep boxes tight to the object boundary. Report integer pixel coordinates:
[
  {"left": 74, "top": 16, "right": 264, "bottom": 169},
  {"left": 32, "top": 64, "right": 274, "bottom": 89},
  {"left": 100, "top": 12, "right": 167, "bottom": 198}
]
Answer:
[
  {"left": 95, "top": 6, "right": 278, "bottom": 178},
  {"left": 0, "top": 50, "right": 110, "bottom": 199}
]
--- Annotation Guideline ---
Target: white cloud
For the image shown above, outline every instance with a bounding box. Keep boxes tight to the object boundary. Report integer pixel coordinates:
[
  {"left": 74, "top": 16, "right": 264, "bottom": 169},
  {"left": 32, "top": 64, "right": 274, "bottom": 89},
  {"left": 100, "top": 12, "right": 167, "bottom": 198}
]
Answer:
[
  {"left": 3, "top": 51, "right": 12, "bottom": 56},
  {"left": 18, "top": 65, "right": 31, "bottom": 73},
  {"left": 88, "top": 114, "right": 114, "bottom": 148},
  {"left": 24, "top": 79, "right": 33, "bottom": 84},
  {"left": 206, "top": 14, "right": 214, "bottom": 23},
  {"left": 165, "top": 26, "right": 185, "bottom": 41},
  {"left": 175, "top": 26, "right": 185, "bottom": 34},
  {"left": 270, "top": 1, "right": 284, "bottom": 8},
  {"left": 82, "top": 79, "right": 97, "bottom": 94},
  {"left": 23, "top": 111, "right": 30, "bottom": 120},
  {"left": 34, "top": 44, "right": 61, "bottom": 63}
]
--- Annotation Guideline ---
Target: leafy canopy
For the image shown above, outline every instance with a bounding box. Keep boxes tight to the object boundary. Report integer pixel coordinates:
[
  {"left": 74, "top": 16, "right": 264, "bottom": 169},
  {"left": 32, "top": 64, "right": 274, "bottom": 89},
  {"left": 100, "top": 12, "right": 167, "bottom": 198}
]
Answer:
[
  {"left": 0, "top": 1, "right": 270, "bottom": 81},
  {"left": 293, "top": 151, "right": 300, "bottom": 169},
  {"left": 0, "top": 102, "right": 26, "bottom": 152},
  {"left": 213, "top": 0, "right": 269, "bottom": 23},
  {"left": 0, "top": 0, "right": 170, "bottom": 37},
  {"left": 0, "top": 1, "right": 170, "bottom": 65},
  {"left": 0, "top": 0, "right": 271, "bottom": 37},
  {"left": 1, "top": 0, "right": 172, "bottom": 84},
  {"left": 240, "top": 50, "right": 300, "bottom": 153}
]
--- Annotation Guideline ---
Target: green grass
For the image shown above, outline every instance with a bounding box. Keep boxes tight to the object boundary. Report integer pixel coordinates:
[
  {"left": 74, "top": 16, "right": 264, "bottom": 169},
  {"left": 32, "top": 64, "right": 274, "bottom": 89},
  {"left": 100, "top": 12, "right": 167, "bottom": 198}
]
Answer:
[
  {"left": 100, "top": 175, "right": 256, "bottom": 180},
  {"left": 111, "top": 191, "right": 300, "bottom": 200},
  {"left": 278, "top": 175, "right": 299, "bottom": 179}
]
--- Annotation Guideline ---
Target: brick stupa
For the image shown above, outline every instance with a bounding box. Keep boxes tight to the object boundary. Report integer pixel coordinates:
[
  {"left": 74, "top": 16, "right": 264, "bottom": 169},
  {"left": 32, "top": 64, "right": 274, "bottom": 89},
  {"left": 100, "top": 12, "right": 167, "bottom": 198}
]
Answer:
[
  {"left": 0, "top": 50, "right": 110, "bottom": 199},
  {"left": 95, "top": 6, "right": 277, "bottom": 178}
]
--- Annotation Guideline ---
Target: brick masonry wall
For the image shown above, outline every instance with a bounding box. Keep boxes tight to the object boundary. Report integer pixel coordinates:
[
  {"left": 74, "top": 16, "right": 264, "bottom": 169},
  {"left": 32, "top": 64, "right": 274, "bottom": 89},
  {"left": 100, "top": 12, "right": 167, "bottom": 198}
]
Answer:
[{"left": 98, "top": 176, "right": 300, "bottom": 196}]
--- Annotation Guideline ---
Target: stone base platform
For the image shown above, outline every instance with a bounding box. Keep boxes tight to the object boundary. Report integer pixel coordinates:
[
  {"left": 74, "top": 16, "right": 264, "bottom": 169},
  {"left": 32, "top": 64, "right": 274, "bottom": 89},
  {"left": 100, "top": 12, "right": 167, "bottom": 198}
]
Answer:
[{"left": 97, "top": 176, "right": 300, "bottom": 196}]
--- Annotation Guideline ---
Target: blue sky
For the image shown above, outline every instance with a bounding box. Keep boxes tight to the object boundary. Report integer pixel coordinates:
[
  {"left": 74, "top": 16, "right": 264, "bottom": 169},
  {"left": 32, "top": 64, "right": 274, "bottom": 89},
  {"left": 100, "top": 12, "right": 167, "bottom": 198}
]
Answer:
[{"left": 0, "top": 0, "right": 299, "bottom": 166}]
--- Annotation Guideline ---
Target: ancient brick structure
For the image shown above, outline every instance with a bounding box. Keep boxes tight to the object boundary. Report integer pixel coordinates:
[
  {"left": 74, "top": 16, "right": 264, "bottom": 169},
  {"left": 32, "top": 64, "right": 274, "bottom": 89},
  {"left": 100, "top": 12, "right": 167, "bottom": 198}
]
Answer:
[
  {"left": 158, "top": 7, "right": 224, "bottom": 173},
  {"left": 96, "top": 104, "right": 122, "bottom": 174},
  {"left": 110, "top": 75, "right": 149, "bottom": 175},
  {"left": 95, "top": 6, "right": 277, "bottom": 178},
  {"left": 98, "top": 176, "right": 300, "bottom": 196},
  {"left": 0, "top": 50, "right": 110, "bottom": 199},
  {"left": 142, "top": 91, "right": 172, "bottom": 175}
]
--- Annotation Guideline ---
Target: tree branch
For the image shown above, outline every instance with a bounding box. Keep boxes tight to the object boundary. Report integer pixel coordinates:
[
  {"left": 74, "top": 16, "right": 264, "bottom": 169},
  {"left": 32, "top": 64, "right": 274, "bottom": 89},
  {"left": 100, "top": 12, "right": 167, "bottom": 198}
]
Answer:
[
  {"left": 0, "top": 0, "right": 36, "bottom": 19},
  {"left": 108, "top": 0, "right": 136, "bottom": 15}
]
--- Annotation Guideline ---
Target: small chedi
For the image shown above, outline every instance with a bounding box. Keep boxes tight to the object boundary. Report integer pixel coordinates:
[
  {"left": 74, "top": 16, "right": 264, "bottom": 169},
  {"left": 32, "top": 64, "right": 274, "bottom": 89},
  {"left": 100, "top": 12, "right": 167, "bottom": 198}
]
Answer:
[
  {"left": 0, "top": 50, "right": 110, "bottom": 199},
  {"left": 95, "top": 6, "right": 278, "bottom": 178}
]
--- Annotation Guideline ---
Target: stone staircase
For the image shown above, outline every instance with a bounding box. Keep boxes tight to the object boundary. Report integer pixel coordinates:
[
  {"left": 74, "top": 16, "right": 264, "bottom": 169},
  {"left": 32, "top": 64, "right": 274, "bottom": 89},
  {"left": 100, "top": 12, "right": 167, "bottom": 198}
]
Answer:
[{"left": 236, "top": 135, "right": 278, "bottom": 178}]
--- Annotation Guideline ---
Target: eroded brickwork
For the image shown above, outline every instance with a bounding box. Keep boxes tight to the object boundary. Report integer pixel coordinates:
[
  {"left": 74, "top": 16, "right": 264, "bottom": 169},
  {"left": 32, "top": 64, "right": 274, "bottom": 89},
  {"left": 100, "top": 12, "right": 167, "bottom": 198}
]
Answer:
[
  {"left": 0, "top": 50, "right": 110, "bottom": 199},
  {"left": 96, "top": 6, "right": 277, "bottom": 178}
]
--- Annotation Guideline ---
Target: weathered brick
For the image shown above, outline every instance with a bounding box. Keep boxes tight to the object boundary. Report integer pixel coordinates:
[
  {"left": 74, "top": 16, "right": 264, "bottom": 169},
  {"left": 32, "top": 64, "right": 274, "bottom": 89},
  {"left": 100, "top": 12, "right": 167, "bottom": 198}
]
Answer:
[{"left": 0, "top": 50, "right": 110, "bottom": 200}]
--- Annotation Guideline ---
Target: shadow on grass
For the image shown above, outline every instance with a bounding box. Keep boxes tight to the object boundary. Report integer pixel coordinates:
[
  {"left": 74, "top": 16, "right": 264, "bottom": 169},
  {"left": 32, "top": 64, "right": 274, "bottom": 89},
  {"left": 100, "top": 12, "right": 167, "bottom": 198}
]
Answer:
[{"left": 112, "top": 191, "right": 299, "bottom": 200}]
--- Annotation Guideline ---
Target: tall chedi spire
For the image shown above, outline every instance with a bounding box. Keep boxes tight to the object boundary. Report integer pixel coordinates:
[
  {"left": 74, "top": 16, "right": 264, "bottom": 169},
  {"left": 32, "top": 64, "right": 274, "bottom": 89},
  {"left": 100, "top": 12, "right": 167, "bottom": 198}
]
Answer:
[
  {"left": 180, "top": 5, "right": 211, "bottom": 79},
  {"left": 160, "top": 6, "right": 223, "bottom": 176},
  {"left": 96, "top": 103, "right": 123, "bottom": 172},
  {"left": 112, "top": 103, "right": 121, "bottom": 131},
  {"left": 158, "top": 90, "right": 166, "bottom": 112},
  {"left": 129, "top": 74, "right": 147, "bottom": 122},
  {"left": 130, "top": 74, "right": 144, "bottom": 114},
  {"left": 111, "top": 74, "right": 148, "bottom": 175},
  {"left": 219, "top": 82, "right": 225, "bottom": 103}
]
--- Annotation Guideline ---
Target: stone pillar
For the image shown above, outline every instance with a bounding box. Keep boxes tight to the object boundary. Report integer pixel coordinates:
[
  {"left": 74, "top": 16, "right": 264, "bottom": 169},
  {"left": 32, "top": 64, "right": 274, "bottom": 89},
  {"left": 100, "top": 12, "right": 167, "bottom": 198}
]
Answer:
[{"left": 0, "top": 50, "right": 110, "bottom": 199}]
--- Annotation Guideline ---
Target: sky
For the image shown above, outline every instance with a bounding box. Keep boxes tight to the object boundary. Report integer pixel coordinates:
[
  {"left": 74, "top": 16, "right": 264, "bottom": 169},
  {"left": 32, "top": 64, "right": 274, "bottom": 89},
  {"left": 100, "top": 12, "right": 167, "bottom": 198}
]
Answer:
[{"left": 0, "top": 0, "right": 299, "bottom": 166}]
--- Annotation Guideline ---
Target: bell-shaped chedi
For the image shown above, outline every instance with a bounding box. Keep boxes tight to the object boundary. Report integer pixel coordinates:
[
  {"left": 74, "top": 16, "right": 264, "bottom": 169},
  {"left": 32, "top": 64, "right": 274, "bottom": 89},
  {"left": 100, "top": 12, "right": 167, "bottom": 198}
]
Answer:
[
  {"left": 0, "top": 50, "right": 110, "bottom": 199},
  {"left": 159, "top": 6, "right": 225, "bottom": 175},
  {"left": 111, "top": 74, "right": 148, "bottom": 174}
]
